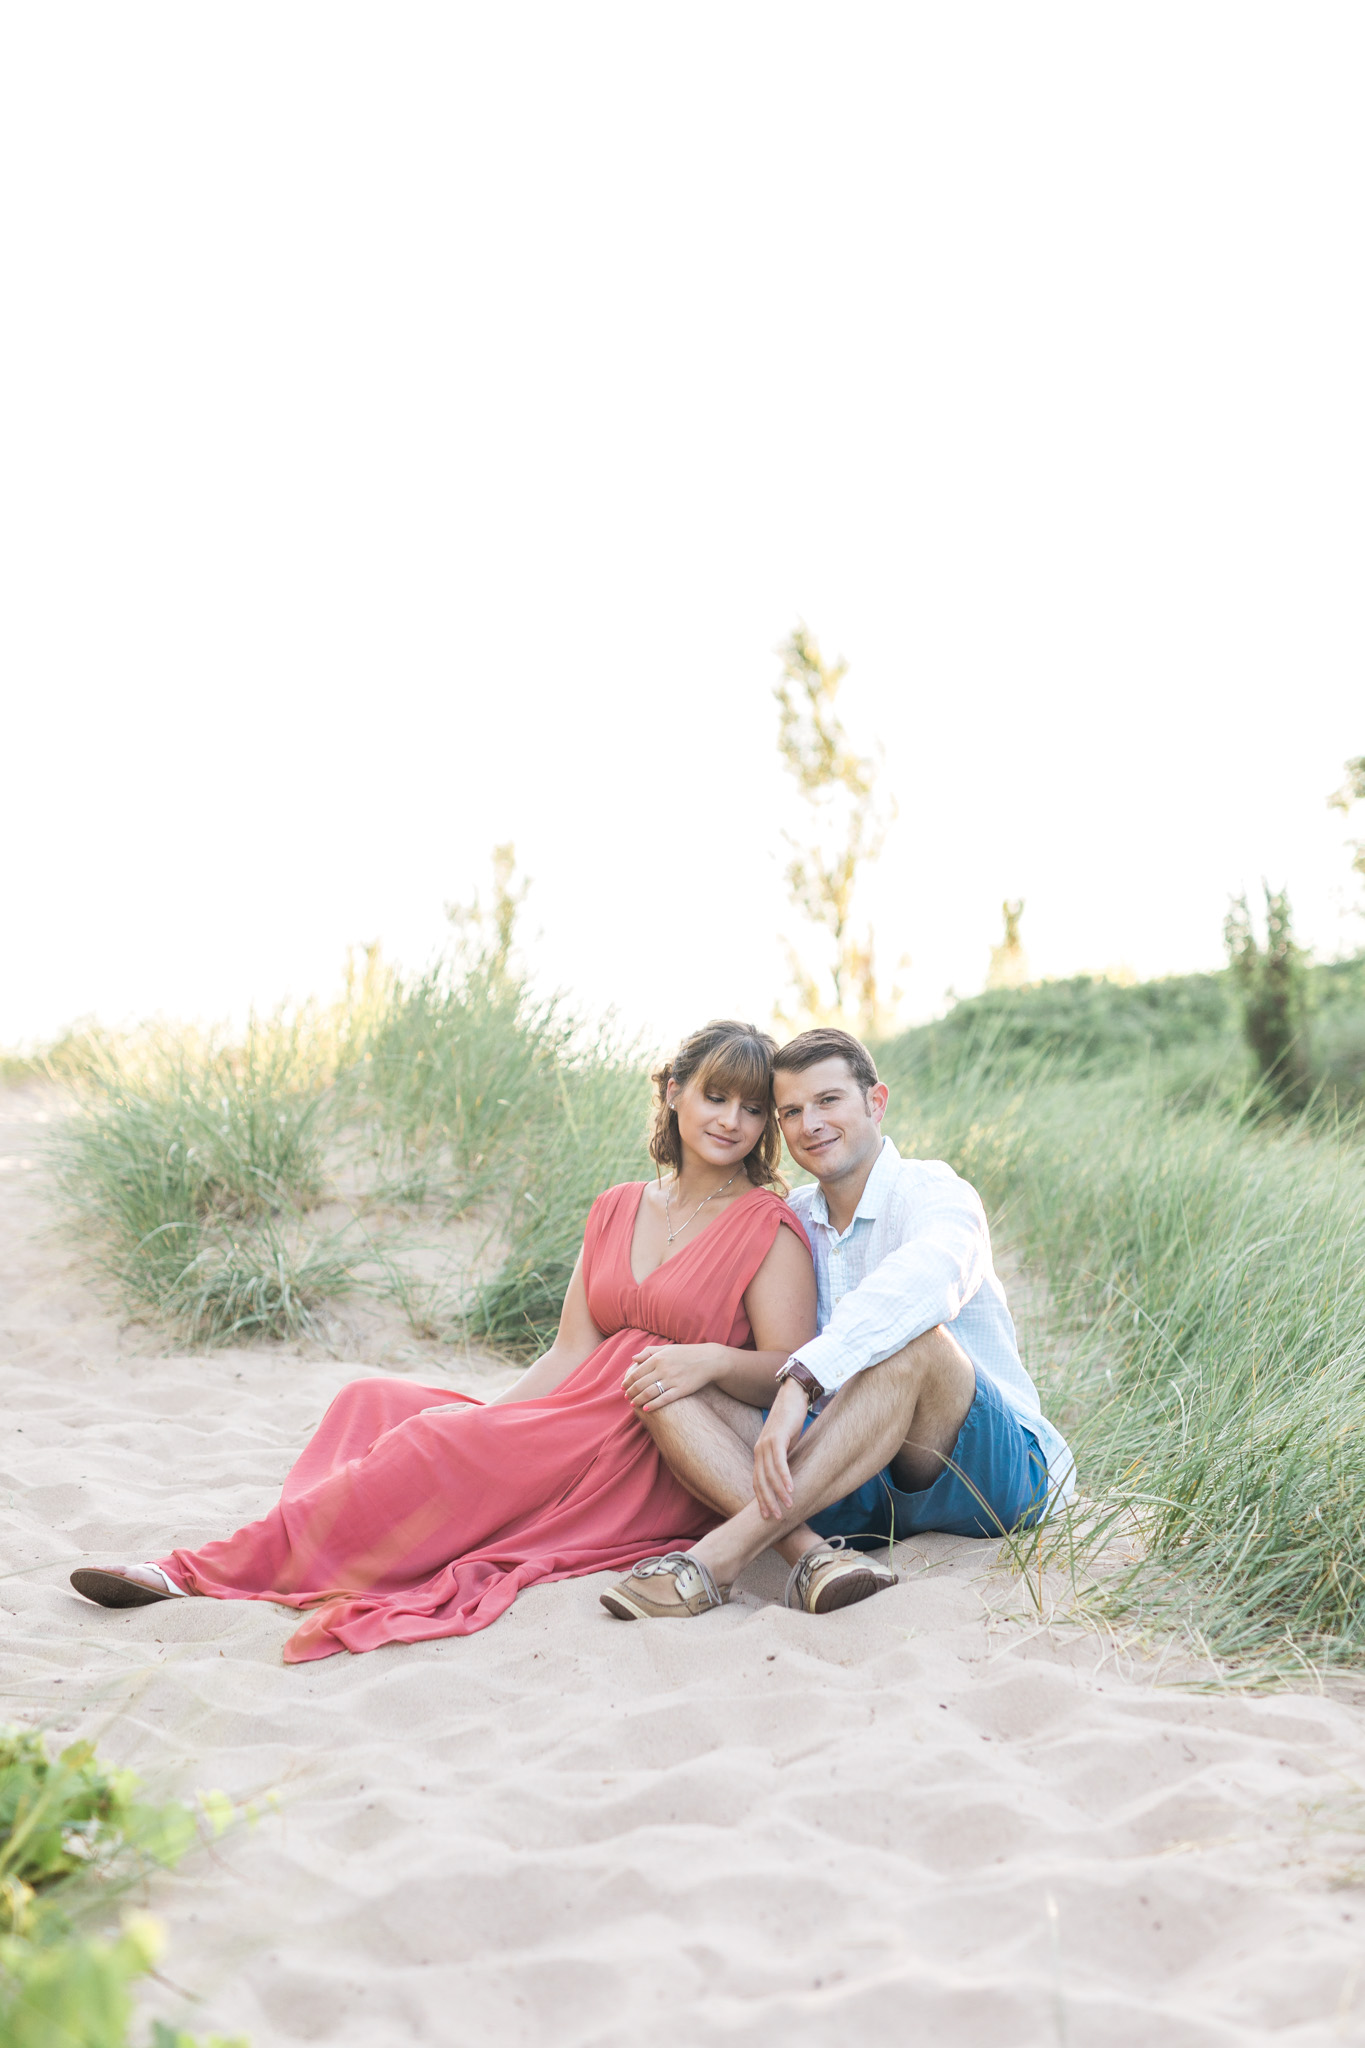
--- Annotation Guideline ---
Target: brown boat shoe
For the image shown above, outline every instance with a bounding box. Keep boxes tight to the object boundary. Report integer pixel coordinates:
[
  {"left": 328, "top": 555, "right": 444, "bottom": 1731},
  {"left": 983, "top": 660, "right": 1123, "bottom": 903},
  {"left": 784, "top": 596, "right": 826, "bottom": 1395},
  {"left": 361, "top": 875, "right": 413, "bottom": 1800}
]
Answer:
[
  {"left": 600, "top": 1551, "right": 730, "bottom": 1620},
  {"left": 783, "top": 1538, "right": 897, "bottom": 1615}
]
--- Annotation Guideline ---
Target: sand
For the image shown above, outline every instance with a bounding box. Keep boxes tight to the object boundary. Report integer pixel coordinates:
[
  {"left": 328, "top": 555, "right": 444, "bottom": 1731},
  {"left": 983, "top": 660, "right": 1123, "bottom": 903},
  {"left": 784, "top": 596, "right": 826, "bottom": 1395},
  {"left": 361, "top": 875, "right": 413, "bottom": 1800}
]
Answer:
[{"left": 5, "top": 1079, "right": 1365, "bottom": 2045}]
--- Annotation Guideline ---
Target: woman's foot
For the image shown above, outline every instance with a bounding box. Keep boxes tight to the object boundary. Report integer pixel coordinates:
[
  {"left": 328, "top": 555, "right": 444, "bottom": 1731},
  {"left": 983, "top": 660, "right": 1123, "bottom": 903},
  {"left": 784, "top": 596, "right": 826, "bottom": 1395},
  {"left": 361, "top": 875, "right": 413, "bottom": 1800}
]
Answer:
[
  {"left": 600, "top": 1551, "right": 729, "bottom": 1619},
  {"left": 70, "top": 1564, "right": 189, "bottom": 1608}
]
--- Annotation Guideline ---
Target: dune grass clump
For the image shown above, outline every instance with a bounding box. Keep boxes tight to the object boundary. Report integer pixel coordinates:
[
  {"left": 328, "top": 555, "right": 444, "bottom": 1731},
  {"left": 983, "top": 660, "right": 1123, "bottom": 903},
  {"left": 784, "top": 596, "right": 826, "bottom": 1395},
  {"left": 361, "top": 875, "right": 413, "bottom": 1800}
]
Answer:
[
  {"left": 0, "top": 1724, "right": 244, "bottom": 2048},
  {"left": 345, "top": 952, "right": 571, "bottom": 1210},
  {"left": 47, "top": 1019, "right": 354, "bottom": 1345},
  {"left": 40, "top": 944, "right": 649, "bottom": 1352},
  {"left": 1029, "top": 1083, "right": 1365, "bottom": 1667},
  {"left": 53, "top": 1020, "right": 333, "bottom": 1216}
]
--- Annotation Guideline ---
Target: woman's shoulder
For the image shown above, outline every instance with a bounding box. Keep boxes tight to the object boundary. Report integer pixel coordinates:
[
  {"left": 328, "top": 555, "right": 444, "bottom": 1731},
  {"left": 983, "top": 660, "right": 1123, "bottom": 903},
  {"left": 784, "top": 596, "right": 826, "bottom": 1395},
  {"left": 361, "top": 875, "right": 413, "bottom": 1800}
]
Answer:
[
  {"left": 587, "top": 1180, "right": 649, "bottom": 1224},
  {"left": 744, "top": 1184, "right": 812, "bottom": 1247},
  {"left": 581, "top": 1180, "right": 646, "bottom": 1259}
]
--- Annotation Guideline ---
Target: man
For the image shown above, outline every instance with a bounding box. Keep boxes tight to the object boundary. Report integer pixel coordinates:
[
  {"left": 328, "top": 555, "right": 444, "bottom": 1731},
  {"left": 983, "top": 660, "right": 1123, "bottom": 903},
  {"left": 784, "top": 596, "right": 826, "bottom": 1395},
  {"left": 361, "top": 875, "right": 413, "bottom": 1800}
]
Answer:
[{"left": 602, "top": 1027, "right": 1073, "bottom": 1620}]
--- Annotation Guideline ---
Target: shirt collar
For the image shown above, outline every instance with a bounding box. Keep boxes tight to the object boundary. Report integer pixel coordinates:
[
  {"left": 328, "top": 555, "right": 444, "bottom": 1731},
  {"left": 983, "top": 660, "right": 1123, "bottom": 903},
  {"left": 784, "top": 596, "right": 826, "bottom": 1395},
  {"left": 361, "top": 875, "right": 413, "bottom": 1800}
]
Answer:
[{"left": 806, "top": 1133, "right": 901, "bottom": 1233}]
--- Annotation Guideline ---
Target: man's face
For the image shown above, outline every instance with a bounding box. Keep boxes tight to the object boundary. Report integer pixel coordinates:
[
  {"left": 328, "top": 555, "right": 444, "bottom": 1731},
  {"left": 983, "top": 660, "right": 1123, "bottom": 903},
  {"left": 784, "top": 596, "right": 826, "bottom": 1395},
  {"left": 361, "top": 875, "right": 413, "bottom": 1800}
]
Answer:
[{"left": 773, "top": 1056, "right": 888, "bottom": 1183}]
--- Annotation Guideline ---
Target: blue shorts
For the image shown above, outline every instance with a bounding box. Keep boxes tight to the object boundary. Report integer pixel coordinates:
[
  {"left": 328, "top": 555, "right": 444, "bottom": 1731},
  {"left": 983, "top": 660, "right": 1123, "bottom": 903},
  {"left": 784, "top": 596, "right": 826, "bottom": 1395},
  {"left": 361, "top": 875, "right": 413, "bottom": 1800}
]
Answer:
[{"left": 804, "top": 1368, "right": 1050, "bottom": 1546}]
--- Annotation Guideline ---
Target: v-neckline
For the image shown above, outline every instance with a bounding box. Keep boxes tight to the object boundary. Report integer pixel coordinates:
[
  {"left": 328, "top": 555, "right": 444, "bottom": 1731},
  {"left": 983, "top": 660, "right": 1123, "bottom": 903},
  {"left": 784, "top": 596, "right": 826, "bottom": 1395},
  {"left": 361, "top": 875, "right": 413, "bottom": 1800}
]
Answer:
[{"left": 625, "top": 1180, "right": 761, "bottom": 1289}]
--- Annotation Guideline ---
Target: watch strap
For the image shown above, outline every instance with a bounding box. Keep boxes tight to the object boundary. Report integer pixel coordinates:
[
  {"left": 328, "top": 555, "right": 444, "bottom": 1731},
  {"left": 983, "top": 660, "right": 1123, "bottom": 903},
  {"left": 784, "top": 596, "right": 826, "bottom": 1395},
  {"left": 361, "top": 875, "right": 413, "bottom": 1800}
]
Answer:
[{"left": 775, "top": 1359, "right": 824, "bottom": 1411}]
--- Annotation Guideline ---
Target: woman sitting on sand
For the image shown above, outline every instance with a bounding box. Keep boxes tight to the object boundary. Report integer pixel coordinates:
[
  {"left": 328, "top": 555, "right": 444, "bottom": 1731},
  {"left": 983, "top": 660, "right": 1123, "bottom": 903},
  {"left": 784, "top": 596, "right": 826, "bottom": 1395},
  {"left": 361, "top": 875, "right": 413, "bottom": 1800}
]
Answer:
[{"left": 72, "top": 1020, "right": 820, "bottom": 1662}]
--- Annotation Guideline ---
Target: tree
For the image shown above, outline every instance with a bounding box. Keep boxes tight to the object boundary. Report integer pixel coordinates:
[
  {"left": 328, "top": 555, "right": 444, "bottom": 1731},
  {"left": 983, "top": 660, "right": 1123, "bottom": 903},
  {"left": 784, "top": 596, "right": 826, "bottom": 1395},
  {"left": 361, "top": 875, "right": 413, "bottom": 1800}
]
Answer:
[
  {"left": 1224, "top": 885, "right": 1309, "bottom": 1109},
  {"left": 773, "top": 625, "right": 900, "bottom": 1034},
  {"left": 987, "top": 899, "right": 1030, "bottom": 990},
  {"left": 445, "top": 842, "right": 529, "bottom": 981},
  {"left": 1328, "top": 756, "right": 1365, "bottom": 897}
]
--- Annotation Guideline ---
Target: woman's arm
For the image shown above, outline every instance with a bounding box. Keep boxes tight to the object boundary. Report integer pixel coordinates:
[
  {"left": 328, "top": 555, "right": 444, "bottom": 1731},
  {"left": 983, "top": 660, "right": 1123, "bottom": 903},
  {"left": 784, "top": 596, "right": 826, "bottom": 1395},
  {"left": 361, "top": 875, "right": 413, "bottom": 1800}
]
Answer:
[
  {"left": 622, "top": 1223, "right": 817, "bottom": 1412},
  {"left": 486, "top": 1252, "right": 606, "bottom": 1405}
]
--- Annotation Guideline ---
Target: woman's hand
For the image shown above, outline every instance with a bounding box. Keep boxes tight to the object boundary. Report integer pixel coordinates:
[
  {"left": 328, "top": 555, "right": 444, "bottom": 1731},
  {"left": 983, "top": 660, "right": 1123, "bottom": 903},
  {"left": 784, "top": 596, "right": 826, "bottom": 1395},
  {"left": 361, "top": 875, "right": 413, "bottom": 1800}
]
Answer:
[
  {"left": 622, "top": 1343, "right": 723, "bottom": 1413},
  {"left": 752, "top": 1376, "right": 809, "bottom": 1519}
]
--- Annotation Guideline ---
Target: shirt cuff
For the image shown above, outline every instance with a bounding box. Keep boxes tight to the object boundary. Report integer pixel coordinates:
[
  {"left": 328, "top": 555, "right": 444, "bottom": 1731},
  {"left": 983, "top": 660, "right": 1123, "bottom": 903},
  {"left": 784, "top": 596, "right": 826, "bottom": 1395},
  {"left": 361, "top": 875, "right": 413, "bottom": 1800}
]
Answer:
[{"left": 790, "top": 1331, "right": 852, "bottom": 1393}]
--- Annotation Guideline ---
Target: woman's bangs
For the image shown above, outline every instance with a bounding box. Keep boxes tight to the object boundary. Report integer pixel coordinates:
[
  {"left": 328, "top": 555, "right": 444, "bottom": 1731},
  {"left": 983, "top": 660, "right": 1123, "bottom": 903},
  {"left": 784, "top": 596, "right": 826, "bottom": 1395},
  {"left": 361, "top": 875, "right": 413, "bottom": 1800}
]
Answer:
[{"left": 695, "top": 1037, "right": 773, "bottom": 1108}]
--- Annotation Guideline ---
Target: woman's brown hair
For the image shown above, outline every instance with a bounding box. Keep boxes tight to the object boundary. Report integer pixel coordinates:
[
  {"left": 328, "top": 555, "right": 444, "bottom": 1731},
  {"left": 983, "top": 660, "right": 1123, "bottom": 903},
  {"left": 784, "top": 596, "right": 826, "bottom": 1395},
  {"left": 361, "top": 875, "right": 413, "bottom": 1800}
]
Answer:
[{"left": 649, "top": 1019, "right": 784, "bottom": 1191}]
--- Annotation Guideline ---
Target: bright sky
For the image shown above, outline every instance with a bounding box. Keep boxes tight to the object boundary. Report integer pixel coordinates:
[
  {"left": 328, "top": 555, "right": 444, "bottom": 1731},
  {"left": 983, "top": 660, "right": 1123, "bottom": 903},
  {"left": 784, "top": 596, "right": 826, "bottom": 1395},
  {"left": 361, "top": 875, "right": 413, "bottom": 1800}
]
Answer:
[{"left": 3, "top": 6, "right": 1362, "bottom": 1055}]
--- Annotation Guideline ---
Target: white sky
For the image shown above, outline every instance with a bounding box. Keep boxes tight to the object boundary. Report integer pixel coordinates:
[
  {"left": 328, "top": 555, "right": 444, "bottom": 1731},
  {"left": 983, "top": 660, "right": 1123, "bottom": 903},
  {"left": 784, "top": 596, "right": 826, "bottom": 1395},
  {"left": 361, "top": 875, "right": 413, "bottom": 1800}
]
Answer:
[{"left": 3, "top": 5, "right": 1362, "bottom": 1055}]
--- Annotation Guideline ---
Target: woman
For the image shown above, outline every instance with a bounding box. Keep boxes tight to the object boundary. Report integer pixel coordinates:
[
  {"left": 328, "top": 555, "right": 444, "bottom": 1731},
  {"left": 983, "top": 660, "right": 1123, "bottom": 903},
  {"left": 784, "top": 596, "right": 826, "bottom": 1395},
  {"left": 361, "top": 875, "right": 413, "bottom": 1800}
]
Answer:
[{"left": 71, "top": 1020, "right": 817, "bottom": 1660}]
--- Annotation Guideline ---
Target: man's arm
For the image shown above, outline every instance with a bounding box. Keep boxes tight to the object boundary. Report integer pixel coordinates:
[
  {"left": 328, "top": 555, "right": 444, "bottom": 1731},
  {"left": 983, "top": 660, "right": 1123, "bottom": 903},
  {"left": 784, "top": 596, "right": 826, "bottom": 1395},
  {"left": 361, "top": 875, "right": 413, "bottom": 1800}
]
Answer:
[
  {"left": 750, "top": 1172, "right": 993, "bottom": 1518},
  {"left": 792, "top": 1171, "right": 991, "bottom": 1395}
]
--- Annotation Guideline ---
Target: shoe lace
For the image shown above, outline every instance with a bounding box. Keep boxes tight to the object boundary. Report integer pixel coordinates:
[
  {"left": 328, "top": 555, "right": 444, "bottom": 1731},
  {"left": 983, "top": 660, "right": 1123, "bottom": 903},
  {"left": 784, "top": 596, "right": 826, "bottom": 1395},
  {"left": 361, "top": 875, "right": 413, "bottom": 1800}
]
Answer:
[{"left": 629, "top": 1552, "right": 723, "bottom": 1608}]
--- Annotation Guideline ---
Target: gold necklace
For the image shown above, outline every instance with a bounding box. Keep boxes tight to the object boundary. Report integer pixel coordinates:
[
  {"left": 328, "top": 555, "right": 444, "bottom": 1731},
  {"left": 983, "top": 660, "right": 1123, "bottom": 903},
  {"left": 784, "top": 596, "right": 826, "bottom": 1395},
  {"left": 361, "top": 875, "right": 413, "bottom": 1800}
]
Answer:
[{"left": 663, "top": 1168, "right": 742, "bottom": 1244}]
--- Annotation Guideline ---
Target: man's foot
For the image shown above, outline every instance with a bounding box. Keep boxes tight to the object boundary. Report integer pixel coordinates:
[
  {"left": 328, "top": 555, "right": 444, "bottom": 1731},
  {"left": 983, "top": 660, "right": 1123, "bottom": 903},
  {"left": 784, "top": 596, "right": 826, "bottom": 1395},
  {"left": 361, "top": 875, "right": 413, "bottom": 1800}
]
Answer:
[
  {"left": 70, "top": 1564, "right": 188, "bottom": 1608},
  {"left": 784, "top": 1539, "right": 897, "bottom": 1615},
  {"left": 600, "top": 1551, "right": 730, "bottom": 1620}
]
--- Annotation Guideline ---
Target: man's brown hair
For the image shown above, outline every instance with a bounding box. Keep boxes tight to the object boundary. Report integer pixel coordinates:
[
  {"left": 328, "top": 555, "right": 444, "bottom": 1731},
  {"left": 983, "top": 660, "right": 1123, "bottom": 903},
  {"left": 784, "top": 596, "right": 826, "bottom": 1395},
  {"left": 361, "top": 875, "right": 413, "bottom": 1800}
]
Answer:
[{"left": 773, "top": 1027, "right": 879, "bottom": 1094}]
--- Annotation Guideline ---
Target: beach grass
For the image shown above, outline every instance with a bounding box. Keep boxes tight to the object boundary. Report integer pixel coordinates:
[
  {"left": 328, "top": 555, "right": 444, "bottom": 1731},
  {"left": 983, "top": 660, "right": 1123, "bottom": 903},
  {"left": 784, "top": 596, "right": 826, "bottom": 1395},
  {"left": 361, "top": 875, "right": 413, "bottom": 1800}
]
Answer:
[
  {"left": 45, "top": 1019, "right": 354, "bottom": 1345},
  {"left": 342, "top": 952, "right": 572, "bottom": 1212},
  {"left": 466, "top": 1051, "right": 654, "bottom": 1355},
  {"left": 879, "top": 1021, "right": 1365, "bottom": 1673},
  {"left": 36, "top": 944, "right": 637, "bottom": 1350}
]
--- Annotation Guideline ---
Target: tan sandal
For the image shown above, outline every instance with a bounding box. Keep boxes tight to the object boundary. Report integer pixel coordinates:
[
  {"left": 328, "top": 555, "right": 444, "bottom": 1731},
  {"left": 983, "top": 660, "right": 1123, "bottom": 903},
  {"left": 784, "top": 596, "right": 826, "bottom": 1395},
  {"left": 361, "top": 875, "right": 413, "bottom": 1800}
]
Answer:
[
  {"left": 600, "top": 1551, "right": 730, "bottom": 1620},
  {"left": 784, "top": 1538, "right": 897, "bottom": 1615}
]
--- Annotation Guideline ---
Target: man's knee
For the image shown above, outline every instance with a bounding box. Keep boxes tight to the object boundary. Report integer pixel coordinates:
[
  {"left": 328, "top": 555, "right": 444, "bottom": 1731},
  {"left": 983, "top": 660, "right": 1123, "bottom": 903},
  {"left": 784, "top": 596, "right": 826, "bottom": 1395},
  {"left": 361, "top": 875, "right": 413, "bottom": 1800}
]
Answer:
[
  {"left": 875, "top": 1325, "right": 948, "bottom": 1381},
  {"left": 868, "top": 1324, "right": 973, "bottom": 1395}
]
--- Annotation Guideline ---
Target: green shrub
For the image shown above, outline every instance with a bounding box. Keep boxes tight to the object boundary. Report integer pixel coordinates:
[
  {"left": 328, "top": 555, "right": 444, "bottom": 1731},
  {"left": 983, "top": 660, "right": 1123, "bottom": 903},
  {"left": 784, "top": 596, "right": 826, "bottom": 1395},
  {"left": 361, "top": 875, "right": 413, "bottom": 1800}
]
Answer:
[
  {"left": 1310, "top": 954, "right": 1365, "bottom": 1100},
  {"left": 1225, "top": 886, "right": 1310, "bottom": 1109},
  {"left": 909, "top": 970, "right": 1234, "bottom": 1074},
  {"left": 1, "top": 1731, "right": 192, "bottom": 1911},
  {"left": 0, "top": 1726, "right": 245, "bottom": 2048}
]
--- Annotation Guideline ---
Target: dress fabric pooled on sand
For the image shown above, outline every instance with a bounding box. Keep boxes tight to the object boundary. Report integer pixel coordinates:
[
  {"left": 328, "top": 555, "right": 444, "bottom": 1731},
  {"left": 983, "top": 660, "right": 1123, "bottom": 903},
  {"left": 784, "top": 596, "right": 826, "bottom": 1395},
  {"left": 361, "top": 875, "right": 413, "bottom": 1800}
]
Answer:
[{"left": 158, "top": 1183, "right": 809, "bottom": 1662}]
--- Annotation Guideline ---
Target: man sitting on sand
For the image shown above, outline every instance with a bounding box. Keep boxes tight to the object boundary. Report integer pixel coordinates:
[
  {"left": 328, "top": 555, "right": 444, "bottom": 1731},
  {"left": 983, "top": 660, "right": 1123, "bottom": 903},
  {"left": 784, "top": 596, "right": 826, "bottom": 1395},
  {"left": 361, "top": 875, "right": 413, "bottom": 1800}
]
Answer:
[{"left": 604, "top": 1027, "right": 1074, "bottom": 1620}]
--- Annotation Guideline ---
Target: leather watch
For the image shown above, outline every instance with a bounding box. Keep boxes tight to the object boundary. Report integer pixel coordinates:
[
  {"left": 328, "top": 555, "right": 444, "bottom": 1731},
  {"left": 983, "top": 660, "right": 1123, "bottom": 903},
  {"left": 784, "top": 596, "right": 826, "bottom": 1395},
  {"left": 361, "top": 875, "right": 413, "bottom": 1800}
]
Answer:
[{"left": 774, "top": 1358, "right": 824, "bottom": 1412}]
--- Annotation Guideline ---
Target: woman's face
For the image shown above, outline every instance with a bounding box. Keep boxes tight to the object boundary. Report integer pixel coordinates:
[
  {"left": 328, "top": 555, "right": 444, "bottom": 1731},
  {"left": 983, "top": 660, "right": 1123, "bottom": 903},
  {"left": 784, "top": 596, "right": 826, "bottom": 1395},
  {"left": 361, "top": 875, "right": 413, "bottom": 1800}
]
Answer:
[{"left": 668, "top": 1070, "right": 769, "bottom": 1174}]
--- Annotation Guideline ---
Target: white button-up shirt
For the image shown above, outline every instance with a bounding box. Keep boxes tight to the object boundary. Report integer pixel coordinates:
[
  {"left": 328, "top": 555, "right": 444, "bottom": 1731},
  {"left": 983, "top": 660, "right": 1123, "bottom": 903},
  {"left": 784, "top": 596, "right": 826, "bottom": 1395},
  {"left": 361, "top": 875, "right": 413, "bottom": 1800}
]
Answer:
[{"left": 786, "top": 1137, "right": 1074, "bottom": 1496}]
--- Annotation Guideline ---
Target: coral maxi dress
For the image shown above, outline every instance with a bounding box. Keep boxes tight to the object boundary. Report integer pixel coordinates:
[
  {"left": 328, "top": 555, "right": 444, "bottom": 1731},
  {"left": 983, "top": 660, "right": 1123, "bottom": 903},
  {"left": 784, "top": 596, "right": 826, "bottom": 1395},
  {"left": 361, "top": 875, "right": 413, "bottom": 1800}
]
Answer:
[{"left": 158, "top": 1182, "right": 809, "bottom": 1662}]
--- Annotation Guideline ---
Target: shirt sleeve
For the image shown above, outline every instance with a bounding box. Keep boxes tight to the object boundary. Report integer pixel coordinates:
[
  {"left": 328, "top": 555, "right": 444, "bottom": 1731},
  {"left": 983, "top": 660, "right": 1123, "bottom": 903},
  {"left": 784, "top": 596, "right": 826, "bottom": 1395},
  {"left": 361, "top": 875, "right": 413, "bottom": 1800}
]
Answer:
[{"left": 791, "top": 1170, "right": 991, "bottom": 1394}]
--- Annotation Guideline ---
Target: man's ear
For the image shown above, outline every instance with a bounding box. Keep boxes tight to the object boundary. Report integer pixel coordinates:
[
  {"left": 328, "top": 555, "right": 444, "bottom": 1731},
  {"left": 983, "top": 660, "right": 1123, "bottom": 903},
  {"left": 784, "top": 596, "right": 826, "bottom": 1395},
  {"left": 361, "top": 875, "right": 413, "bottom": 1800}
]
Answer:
[{"left": 867, "top": 1082, "right": 890, "bottom": 1124}]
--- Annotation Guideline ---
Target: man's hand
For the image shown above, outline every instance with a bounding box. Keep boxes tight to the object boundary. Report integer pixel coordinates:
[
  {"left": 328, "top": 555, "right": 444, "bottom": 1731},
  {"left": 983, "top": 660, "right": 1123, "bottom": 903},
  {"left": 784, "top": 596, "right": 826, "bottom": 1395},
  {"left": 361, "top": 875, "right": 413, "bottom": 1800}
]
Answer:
[
  {"left": 752, "top": 1376, "right": 809, "bottom": 1520},
  {"left": 622, "top": 1343, "right": 721, "bottom": 1412}
]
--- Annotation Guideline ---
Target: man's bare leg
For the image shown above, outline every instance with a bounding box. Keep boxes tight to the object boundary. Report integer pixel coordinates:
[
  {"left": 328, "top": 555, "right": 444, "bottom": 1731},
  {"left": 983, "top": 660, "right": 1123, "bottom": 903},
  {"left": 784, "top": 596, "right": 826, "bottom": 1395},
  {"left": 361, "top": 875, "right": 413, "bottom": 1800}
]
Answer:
[
  {"left": 639, "top": 1386, "right": 821, "bottom": 1571},
  {"left": 688, "top": 1323, "right": 976, "bottom": 1588}
]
